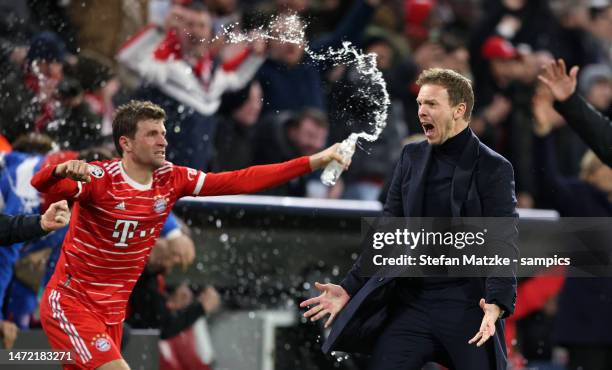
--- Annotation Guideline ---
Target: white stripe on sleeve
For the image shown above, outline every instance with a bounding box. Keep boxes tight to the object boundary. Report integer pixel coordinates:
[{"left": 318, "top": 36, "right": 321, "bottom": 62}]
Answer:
[{"left": 193, "top": 171, "right": 206, "bottom": 195}]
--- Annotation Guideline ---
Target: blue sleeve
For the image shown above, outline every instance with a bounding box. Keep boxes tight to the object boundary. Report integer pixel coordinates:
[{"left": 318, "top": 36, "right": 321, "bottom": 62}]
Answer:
[
  {"left": 20, "top": 227, "right": 68, "bottom": 257},
  {"left": 161, "top": 212, "right": 180, "bottom": 238}
]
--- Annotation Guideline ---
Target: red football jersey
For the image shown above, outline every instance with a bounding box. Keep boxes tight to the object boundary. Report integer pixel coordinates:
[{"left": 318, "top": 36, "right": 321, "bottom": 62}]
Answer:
[{"left": 32, "top": 157, "right": 311, "bottom": 324}]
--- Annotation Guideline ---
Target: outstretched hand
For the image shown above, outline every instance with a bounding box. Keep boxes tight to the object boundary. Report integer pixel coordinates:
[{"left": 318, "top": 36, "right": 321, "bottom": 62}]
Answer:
[
  {"left": 300, "top": 282, "right": 350, "bottom": 328},
  {"left": 468, "top": 298, "right": 501, "bottom": 347},
  {"left": 538, "top": 59, "right": 579, "bottom": 102}
]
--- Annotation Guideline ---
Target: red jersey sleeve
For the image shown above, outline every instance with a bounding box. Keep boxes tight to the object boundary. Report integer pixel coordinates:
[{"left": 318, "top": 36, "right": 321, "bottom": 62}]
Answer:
[
  {"left": 181, "top": 157, "right": 312, "bottom": 197},
  {"left": 174, "top": 166, "right": 207, "bottom": 198},
  {"left": 173, "top": 157, "right": 312, "bottom": 197},
  {"left": 31, "top": 163, "right": 97, "bottom": 201}
]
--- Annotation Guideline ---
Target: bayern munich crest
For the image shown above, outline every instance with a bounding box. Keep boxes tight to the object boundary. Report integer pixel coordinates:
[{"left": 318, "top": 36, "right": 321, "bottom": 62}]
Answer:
[
  {"left": 92, "top": 334, "right": 111, "bottom": 352},
  {"left": 153, "top": 196, "right": 168, "bottom": 213},
  {"left": 88, "top": 164, "right": 105, "bottom": 178}
]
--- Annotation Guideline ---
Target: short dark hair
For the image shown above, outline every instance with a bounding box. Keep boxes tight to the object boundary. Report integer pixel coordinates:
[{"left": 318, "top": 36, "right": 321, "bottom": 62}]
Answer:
[
  {"left": 113, "top": 101, "right": 166, "bottom": 156},
  {"left": 416, "top": 68, "right": 474, "bottom": 121}
]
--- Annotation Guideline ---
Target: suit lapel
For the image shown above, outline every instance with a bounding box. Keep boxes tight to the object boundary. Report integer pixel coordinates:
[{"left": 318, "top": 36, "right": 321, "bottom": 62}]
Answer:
[
  {"left": 405, "top": 143, "right": 432, "bottom": 217},
  {"left": 450, "top": 130, "right": 480, "bottom": 217}
]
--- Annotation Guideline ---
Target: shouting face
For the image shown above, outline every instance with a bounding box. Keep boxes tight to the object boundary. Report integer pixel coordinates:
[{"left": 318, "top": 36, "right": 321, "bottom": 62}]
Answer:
[{"left": 416, "top": 84, "right": 466, "bottom": 145}]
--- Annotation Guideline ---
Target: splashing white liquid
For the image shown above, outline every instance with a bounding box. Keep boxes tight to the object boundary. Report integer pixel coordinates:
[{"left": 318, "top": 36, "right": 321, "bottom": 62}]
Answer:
[{"left": 216, "top": 15, "right": 391, "bottom": 184}]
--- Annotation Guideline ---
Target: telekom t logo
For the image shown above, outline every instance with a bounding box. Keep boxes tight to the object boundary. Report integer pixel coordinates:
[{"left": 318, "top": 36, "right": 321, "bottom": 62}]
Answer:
[{"left": 112, "top": 219, "right": 139, "bottom": 247}]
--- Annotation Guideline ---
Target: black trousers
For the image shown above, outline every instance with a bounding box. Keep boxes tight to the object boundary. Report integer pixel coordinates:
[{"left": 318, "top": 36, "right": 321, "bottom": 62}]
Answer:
[{"left": 368, "top": 281, "right": 496, "bottom": 370}]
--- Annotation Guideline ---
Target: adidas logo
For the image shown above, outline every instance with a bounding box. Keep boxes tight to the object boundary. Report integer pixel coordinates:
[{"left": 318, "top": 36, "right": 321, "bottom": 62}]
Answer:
[{"left": 114, "top": 202, "right": 126, "bottom": 210}]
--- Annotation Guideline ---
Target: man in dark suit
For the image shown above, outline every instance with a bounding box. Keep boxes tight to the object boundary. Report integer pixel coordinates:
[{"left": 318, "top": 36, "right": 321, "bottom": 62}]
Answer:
[{"left": 301, "top": 68, "right": 518, "bottom": 369}]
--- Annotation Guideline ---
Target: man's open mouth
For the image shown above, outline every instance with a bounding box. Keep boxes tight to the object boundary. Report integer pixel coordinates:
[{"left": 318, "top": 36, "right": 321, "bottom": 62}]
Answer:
[{"left": 422, "top": 123, "right": 435, "bottom": 136}]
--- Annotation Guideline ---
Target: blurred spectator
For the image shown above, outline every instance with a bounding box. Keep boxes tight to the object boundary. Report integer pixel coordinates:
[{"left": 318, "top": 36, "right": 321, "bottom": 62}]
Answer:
[
  {"left": 579, "top": 63, "right": 612, "bottom": 117},
  {"left": 308, "top": 0, "right": 362, "bottom": 40},
  {"left": 0, "top": 32, "right": 66, "bottom": 142},
  {"left": 547, "top": 0, "right": 601, "bottom": 68},
  {"left": 475, "top": 0, "right": 597, "bottom": 68},
  {"left": 276, "top": 0, "right": 308, "bottom": 14},
  {"left": 254, "top": 109, "right": 331, "bottom": 197},
  {"left": 0, "top": 32, "right": 100, "bottom": 150},
  {"left": 68, "top": 0, "right": 149, "bottom": 67},
  {"left": 118, "top": 1, "right": 265, "bottom": 170},
  {"left": 403, "top": 0, "right": 436, "bottom": 49},
  {"left": 128, "top": 236, "right": 219, "bottom": 340},
  {"left": 468, "top": 35, "right": 520, "bottom": 178},
  {"left": 206, "top": 0, "right": 241, "bottom": 33},
  {"left": 471, "top": 35, "right": 518, "bottom": 126},
  {"left": 212, "top": 79, "right": 262, "bottom": 171},
  {"left": 0, "top": 0, "right": 77, "bottom": 67},
  {"left": 257, "top": 0, "right": 379, "bottom": 115},
  {"left": 27, "top": 1, "right": 78, "bottom": 53},
  {"left": 0, "top": 2, "right": 32, "bottom": 68},
  {"left": 159, "top": 283, "right": 218, "bottom": 370},
  {"left": 469, "top": 0, "right": 598, "bottom": 117},
  {"left": 74, "top": 51, "right": 122, "bottom": 136},
  {"left": 43, "top": 77, "right": 104, "bottom": 150},
  {"left": 585, "top": 0, "right": 612, "bottom": 63},
  {"left": 246, "top": 0, "right": 361, "bottom": 41},
  {"left": 471, "top": 35, "right": 540, "bottom": 207}
]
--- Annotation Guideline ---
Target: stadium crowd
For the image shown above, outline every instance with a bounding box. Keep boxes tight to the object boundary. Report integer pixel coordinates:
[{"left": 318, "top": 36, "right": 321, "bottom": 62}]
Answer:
[{"left": 0, "top": 0, "right": 610, "bottom": 369}]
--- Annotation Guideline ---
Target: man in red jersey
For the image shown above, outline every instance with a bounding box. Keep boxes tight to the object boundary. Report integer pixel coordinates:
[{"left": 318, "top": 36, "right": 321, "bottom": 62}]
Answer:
[{"left": 31, "top": 100, "right": 347, "bottom": 370}]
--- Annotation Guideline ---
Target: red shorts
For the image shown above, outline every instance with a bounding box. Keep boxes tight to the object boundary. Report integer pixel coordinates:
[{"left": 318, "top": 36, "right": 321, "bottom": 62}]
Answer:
[{"left": 40, "top": 287, "right": 123, "bottom": 369}]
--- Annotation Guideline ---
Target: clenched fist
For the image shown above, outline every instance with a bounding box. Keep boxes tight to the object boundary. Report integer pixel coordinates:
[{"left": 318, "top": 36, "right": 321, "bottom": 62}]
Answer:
[
  {"left": 41, "top": 200, "right": 71, "bottom": 232},
  {"left": 54, "top": 160, "right": 92, "bottom": 183}
]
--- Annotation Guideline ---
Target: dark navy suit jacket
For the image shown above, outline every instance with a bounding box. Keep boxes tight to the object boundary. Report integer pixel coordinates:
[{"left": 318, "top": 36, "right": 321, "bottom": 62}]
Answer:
[
  {"left": 0, "top": 214, "right": 46, "bottom": 246},
  {"left": 323, "top": 131, "right": 518, "bottom": 370}
]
